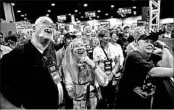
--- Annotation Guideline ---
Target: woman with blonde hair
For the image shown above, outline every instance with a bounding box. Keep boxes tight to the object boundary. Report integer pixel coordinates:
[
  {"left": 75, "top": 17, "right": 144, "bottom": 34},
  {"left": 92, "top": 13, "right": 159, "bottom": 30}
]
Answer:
[{"left": 62, "top": 38, "right": 108, "bottom": 109}]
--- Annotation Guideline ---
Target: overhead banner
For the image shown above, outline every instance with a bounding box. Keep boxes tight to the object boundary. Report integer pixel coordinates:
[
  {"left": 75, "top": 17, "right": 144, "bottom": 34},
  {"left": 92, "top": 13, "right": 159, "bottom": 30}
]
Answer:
[
  {"left": 117, "top": 7, "right": 132, "bottom": 17},
  {"left": 57, "top": 15, "right": 67, "bottom": 23},
  {"left": 137, "top": 20, "right": 146, "bottom": 26},
  {"left": 85, "top": 11, "right": 96, "bottom": 18},
  {"left": 100, "top": 21, "right": 110, "bottom": 29}
]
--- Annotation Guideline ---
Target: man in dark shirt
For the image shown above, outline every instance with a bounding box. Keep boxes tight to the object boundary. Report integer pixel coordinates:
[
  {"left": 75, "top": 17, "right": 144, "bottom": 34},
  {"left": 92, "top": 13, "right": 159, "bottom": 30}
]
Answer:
[
  {"left": 117, "top": 26, "right": 134, "bottom": 57},
  {"left": 0, "top": 16, "right": 64, "bottom": 109},
  {"left": 118, "top": 34, "right": 174, "bottom": 109}
]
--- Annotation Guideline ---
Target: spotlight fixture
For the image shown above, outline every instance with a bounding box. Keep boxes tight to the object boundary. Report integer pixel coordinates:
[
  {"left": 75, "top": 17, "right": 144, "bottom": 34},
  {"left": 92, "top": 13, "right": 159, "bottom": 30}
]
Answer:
[
  {"left": 133, "top": 6, "right": 136, "bottom": 9},
  {"left": 75, "top": 10, "right": 78, "bottom": 13},
  {"left": 11, "top": 3, "right": 15, "bottom": 6},
  {"left": 51, "top": 3, "right": 55, "bottom": 6},
  {"left": 17, "top": 10, "right": 21, "bottom": 13},
  {"left": 84, "top": 3, "right": 88, "bottom": 7},
  {"left": 97, "top": 10, "right": 101, "bottom": 13},
  {"left": 111, "top": 5, "right": 114, "bottom": 8},
  {"left": 47, "top": 10, "right": 51, "bottom": 13}
]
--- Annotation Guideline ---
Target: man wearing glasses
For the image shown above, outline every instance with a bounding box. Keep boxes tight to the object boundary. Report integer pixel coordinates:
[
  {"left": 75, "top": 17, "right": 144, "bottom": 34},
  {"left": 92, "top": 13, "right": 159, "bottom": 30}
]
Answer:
[{"left": 0, "top": 16, "right": 64, "bottom": 109}]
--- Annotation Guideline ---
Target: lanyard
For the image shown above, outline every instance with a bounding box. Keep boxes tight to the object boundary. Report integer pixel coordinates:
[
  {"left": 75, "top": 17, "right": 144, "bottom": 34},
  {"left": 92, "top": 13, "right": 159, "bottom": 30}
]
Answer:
[{"left": 100, "top": 45, "right": 110, "bottom": 61}]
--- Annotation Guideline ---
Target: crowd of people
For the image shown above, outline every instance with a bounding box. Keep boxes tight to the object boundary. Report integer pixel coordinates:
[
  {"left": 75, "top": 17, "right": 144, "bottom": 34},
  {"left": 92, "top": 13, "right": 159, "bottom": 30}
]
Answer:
[{"left": 0, "top": 16, "right": 174, "bottom": 109}]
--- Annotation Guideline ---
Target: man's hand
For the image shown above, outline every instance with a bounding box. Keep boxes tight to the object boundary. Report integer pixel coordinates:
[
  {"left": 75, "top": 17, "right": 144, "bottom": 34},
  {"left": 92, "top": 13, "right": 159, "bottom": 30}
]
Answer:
[
  {"left": 155, "top": 40, "right": 167, "bottom": 49},
  {"left": 153, "top": 47, "right": 162, "bottom": 54}
]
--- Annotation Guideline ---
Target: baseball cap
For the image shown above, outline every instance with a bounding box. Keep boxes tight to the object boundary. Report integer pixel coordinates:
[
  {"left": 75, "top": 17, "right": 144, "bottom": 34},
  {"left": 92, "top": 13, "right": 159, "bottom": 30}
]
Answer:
[
  {"left": 34, "top": 16, "right": 54, "bottom": 28},
  {"left": 137, "top": 33, "right": 158, "bottom": 42}
]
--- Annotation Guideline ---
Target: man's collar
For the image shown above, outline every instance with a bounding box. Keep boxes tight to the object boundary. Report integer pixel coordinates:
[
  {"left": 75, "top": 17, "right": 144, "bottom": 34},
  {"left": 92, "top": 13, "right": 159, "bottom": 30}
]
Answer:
[
  {"left": 31, "top": 37, "right": 49, "bottom": 54},
  {"left": 31, "top": 40, "right": 44, "bottom": 54}
]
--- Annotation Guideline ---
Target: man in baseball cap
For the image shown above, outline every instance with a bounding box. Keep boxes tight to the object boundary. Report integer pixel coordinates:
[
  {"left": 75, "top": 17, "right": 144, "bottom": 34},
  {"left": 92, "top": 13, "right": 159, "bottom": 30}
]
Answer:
[
  {"left": 137, "top": 33, "right": 158, "bottom": 42},
  {"left": 118, "top": 31, "right": 173, "bottom": 109}
]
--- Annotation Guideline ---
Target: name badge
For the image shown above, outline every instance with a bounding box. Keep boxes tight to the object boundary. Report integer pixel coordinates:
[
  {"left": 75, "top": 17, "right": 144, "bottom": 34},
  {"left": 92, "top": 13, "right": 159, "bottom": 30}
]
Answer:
[
  {"left": 104, "top": 59, "right": 112, "bottom": 72},
  {"left": 48, "top": 64, "right": 62, "bottom": 84},
  {"left": 87, "top": 48, "right": 93, "bottom": 59}
]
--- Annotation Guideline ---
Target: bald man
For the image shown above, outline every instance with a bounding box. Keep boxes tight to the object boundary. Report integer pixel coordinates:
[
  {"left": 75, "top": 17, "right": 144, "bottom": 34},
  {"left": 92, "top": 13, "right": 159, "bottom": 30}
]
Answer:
[{"left": 0, "top": 16, "right": 64, "bottom": 109}]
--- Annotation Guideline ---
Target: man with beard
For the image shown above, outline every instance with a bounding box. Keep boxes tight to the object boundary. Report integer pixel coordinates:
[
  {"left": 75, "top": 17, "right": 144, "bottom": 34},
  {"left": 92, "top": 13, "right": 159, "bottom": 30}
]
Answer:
[
  {"left": 118, "top": 34, "right": 174, "bottom": 109},
  {"left": 0, "top": 16, "right": 64, "bottom": 109},
  {"left": 93, "top": 29, "right": 121, "bottom": 108}
]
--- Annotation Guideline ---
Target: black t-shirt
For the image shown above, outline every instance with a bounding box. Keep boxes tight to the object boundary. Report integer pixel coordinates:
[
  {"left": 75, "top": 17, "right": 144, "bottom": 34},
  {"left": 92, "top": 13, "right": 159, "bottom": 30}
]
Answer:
[
  {"left": 120, "top": 51, "right": 162, "bottom": 92},
  {"left": 0, "top": 41, "right": 60, "bottom": 109}
]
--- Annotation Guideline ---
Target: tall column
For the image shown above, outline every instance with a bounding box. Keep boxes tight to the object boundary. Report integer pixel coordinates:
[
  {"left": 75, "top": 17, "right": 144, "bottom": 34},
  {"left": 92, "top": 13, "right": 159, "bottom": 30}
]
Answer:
[
  {"left": 149, "top": 0, "right": 161, "bottom": 33},
  {"left": 3, "top": 2, "right": 15, "bottom": 23}
]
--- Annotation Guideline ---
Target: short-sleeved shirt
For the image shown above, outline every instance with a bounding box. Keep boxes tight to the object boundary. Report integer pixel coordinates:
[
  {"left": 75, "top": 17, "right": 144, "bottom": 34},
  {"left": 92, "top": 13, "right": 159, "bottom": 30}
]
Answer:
[
  {"left": 93, "top": 43, "right": 120, "bottom": 81},
  {"left": 120, "top": 51, "right": 162, "bottom": 92}
]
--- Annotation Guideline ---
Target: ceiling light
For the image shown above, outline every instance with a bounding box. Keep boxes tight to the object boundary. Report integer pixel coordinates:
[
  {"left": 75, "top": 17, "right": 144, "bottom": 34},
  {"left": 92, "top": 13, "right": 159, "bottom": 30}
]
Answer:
[
  {"left": 24, "top": 17, "right": 27, "bottom": 20},
  {"left": 133, "top": 11, "right": 137, "bottom": 15},
  {"left": 75, "top": 10, "right": 78, "bottom": 13},
  {"left": 111, "top": 5, "right": 114, "bottom": 8},
  {"left": 97, "top": 10, "right": 101, "bottom": 13},
  {"left": 51, "top": 3, "right": 55, "bottom": 6},
  {"left": 105, "top": 13, "right": 108, "bottom": 16},
  {"left": 46, "top": 14, "right": 49, "bottom": 16},
  {"left": 133, "top": 6, "right": 136, "bottom": 9},
  {"left": 24, "top": 14, "right": 27, "bottom": 16},
  {"left": 21, "top": 14, "right": 24, "bottom": 17},
  {"left": 47, "top": 10, "right": 51, "bottom": 13},
  {"left": 17, "top": 10, "right": 21, "bottom": 13},
  {"left": 84, "top": 3, "right": 88, "bottom": 7},
  {"left": 68, "top": 13, "right": 71, "bottom": 16},
  {"left": 77, "top": 20, "right": 80, "bottom": 23},
  {"left": 11, "top": 3, "right": 15, "bottom": 6}
]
